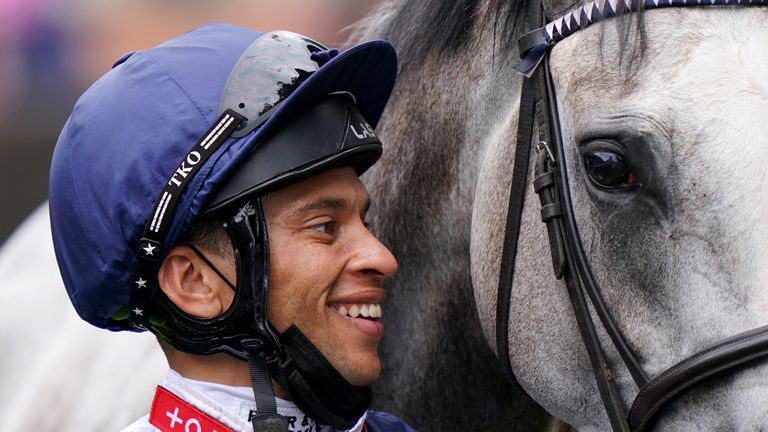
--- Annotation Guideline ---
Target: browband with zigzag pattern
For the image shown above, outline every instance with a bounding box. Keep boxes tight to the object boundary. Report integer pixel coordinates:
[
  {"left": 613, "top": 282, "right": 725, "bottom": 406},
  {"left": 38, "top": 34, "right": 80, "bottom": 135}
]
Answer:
[{"left": 515, "top": 0, "right": 768, "bottom": 76}]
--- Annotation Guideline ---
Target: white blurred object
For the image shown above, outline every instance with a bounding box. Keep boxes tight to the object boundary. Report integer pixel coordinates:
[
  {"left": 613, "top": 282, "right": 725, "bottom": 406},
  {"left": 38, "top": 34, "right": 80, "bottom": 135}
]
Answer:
[{"left": 0, "top": 203, "right": 165, "bottom": 431}]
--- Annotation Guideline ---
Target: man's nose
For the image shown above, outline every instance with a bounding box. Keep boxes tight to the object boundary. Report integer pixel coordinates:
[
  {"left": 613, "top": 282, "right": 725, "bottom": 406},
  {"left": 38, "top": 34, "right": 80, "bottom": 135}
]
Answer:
[{"left": 348, "top": 224, "right": 398, "bottom": 279}]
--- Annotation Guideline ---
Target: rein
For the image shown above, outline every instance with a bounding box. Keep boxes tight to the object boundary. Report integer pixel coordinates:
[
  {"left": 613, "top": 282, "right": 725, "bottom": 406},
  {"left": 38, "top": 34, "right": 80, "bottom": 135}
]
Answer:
[{"left": 497, "top": 0, "right": 768, "bottom": 430}]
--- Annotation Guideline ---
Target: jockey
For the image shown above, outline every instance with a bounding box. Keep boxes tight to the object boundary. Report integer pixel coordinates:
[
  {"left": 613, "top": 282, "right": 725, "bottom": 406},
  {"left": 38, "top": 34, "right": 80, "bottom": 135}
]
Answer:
[{"left": 49, "top": 24, "right": 414, "bottom": 432}]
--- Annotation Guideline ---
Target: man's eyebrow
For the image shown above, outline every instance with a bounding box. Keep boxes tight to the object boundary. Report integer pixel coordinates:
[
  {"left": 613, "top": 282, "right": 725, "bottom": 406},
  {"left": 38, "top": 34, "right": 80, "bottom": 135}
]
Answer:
[{"left": 294, "top": 198, "right": 349, "bottom": 215}]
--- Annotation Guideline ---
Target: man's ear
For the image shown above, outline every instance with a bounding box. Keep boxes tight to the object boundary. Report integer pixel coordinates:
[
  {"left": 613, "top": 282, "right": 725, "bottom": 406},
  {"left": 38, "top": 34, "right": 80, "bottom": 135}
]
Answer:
[{"left": 157, "top": 245, "right": 234, "bottom": 318}]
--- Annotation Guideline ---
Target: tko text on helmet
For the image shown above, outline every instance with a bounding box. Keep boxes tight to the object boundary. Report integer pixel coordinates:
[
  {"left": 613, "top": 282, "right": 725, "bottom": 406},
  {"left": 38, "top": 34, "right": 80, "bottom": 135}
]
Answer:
[{"left": 169, "top": 151, "right": 203, "bottom": 188}]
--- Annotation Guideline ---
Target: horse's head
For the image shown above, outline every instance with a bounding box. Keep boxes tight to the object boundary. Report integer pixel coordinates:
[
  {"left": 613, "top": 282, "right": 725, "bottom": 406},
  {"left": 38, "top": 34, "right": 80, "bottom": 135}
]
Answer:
[
  {"left": 472, "top": 2, "right": 768, "bottom": 430},
  {"left": 359, "top": 0, "right": 768, "bottom": 430}
]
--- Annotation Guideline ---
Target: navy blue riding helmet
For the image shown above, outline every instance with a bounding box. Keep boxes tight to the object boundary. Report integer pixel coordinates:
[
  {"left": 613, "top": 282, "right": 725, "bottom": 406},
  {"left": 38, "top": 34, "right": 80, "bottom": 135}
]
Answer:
[{"left": 49, "top": 24, "right": 397, "bottom": 431}]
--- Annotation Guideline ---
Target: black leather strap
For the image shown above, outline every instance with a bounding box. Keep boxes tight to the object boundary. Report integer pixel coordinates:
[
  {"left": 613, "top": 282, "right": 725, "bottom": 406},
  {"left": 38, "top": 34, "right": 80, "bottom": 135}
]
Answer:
[
  {"left": 532, "top": 146, "right": 565, "bottom": 278},
  {"left": 494, "top": 0, "right": 548, "bottom": 397},
  {"left": 541, "top": 55, "right": 631, "bottom": 432},
  {"left": 629, "top": 325, "right": 768, "bottom": 430},
  {"left": 533, "top": 171, "right": 555, "bottom": 193},
  {"left": 518, "top": 28, "right": 548, "bottom": 59},
  {"left": 495, "top": 59, "right": 537, "bottom": 392}
]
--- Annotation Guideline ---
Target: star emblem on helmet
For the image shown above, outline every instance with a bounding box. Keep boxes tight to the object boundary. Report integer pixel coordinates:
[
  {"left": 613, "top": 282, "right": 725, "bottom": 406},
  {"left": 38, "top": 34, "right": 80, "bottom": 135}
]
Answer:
[
  {"left": 132, "top": 308, "right": 144, "bottom": 316},
  {"left": 135, "top": 277, "right": 147, "bottom": 288},
  {"left": 142, "top": 243, "right": 157, "bottom": 256}
]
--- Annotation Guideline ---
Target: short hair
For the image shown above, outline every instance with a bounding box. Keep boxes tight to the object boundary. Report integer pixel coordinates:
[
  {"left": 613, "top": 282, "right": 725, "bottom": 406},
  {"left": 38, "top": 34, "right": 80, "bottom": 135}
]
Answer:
[
  {"left": 178, "top": 217, "right": 232, "bottom": 258},
  {"left": 153, "top": 216, "right": 233, "bottom": 356}
]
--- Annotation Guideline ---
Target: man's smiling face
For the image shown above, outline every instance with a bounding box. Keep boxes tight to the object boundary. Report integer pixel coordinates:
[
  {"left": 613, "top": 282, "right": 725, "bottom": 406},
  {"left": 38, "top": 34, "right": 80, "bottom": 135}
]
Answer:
[{"left": 263, "top": 167, "right": 398, "bottom": 386}]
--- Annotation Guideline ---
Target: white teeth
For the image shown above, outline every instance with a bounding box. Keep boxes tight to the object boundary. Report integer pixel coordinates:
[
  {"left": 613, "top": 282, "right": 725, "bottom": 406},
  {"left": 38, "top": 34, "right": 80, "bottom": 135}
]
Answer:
[
  {"left": 334, "top": 303, "right": 382, "bottom": 319},
  {"left": 348, "top": 305, "right": 360, "bottom": 318}
]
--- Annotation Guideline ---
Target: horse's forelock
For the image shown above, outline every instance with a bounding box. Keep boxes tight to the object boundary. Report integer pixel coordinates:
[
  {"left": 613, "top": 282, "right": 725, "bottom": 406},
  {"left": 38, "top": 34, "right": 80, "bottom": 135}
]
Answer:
[
  {"left": 351, "top": 0, "right": 528, "bottom": 69},
  {"left": 353, "top": 0, "right": 647, "bottom": 77}
]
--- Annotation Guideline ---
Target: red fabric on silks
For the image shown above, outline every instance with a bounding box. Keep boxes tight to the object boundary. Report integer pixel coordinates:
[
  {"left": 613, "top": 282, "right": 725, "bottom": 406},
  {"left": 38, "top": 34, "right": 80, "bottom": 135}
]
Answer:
[{"left": 150, "top": 386, "right": 235, "bottom": 432}]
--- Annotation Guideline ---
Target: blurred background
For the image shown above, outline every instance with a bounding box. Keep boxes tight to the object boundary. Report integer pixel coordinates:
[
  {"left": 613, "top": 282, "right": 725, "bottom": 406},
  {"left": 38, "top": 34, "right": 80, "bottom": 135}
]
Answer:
[{"left": 0, "top": 0, "right": 382, "bottom": 246}]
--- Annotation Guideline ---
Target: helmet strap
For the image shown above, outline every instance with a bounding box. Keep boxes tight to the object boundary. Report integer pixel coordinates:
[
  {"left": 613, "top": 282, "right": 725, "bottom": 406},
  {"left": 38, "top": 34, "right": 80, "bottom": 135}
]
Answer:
[
  {"left": 184, "top": 243, "right": 236, "bottom": 290},
  {"left": 274, "top": 325, "right": 372, "bottom": 429},
  {"left": 151, "top": 198, "right": 371, "bottom": 429},
  {"left": 244, "top": 341, "right": 289, "bottom": 432},
  {"left": 226, "top": 201, "right": 371, "bottom": 428}
]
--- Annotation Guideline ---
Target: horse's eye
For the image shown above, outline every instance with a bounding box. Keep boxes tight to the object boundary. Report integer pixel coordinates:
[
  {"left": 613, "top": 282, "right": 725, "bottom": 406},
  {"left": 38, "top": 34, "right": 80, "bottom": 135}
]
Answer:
[{"left": 583, "top": 150, "right": 636, "bottom": 189}]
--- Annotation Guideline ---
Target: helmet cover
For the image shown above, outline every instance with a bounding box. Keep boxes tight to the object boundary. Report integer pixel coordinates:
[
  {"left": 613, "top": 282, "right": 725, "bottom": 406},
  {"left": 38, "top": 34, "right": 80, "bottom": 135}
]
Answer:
[{"left": 49, "top": 24, "right": 397, "bottom": 330}]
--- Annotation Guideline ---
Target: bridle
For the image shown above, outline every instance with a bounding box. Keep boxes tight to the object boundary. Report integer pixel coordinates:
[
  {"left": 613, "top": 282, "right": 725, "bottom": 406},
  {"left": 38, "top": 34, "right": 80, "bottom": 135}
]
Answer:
[{"left": 495, "top": 0, "right": 768, "bottom": 430}]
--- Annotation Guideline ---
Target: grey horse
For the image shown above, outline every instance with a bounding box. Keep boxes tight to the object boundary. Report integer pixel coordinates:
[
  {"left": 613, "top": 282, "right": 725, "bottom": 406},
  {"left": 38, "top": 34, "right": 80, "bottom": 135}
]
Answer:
[
  {"left": 358, "top": 0, "right": 768, "bottom": 430},
  {"left": 3, "top": 1, "right": 767, "bottom": 430}
]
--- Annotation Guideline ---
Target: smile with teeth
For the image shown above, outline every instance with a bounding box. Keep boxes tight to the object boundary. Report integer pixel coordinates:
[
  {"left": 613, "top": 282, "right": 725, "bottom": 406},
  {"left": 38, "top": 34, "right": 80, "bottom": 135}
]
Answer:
[{"left": 333, "top": 304, "right": 382, "bottom": 320}]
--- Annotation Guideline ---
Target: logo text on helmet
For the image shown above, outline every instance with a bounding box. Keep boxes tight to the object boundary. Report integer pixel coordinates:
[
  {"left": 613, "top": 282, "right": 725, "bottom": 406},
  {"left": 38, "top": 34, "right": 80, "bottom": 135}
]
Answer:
[
  {"left": 350, "top": 122, "right": 376, "bottom": 140},
  {"left": 169, "top": 151, "right": 203, "bottom": 188}
]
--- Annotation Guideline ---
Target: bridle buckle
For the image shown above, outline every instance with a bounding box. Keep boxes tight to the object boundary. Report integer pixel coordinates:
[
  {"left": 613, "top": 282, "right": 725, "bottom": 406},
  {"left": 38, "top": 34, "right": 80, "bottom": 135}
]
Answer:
[{"left": 536, "top": 140, "right": 556, "bottom": 165}]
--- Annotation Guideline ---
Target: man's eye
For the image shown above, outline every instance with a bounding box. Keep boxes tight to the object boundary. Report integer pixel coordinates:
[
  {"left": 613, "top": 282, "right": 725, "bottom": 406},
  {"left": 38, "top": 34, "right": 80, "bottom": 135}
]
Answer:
[{"left": 310, "top": 222, "right": 335, "bottom": 235}]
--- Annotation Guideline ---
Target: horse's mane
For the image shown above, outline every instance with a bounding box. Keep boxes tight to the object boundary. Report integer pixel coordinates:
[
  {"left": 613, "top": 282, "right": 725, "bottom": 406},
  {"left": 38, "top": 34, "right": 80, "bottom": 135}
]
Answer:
[
  {"left": 354, "top": 0, "right": 647, "bottom": 73},
  {"left": 353, "top": 0, "right": 524, "bottom": 69}
]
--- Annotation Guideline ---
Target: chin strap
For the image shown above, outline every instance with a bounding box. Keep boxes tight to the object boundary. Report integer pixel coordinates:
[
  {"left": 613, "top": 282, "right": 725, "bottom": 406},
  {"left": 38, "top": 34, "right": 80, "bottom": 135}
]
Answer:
[
  {"left": 275, "top": 325, "right": 372, "bottom": 430},
  {"left": 244, "top": 341, "right": 289, "bottom": 432},
  {"left": 172, "top": 200, "right": 370, "bottom": 429}
]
